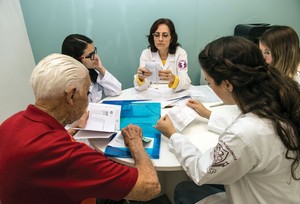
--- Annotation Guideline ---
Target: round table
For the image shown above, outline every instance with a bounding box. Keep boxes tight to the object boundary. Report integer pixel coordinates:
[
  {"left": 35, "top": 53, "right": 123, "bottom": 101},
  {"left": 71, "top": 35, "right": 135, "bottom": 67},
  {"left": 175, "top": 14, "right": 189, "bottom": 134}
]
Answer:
[
  {"left": 87, "top": 85, "right": 221, "bottom": 202},
  {"left": 89, "top": 111, "right": 219, "bottom": 171}
]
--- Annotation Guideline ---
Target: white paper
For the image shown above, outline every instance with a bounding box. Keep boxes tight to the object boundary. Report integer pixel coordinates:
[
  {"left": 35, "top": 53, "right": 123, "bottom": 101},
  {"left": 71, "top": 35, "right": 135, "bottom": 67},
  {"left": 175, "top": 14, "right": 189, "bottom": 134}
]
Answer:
[
  {"left": 145, "top": 62, "right": 161, "bottom": 83},
  {"left": 74, "top": 130, "right": 114, "bottom": 139},
  {"left": 108, "top": 131, "right": 154, "bottom": 148},
  {"left": 167, "top": 102, "right": 198, "bottom": 131},
  {"left": 81, "top": 103, "right": 121, "bottom": 132},
  {"left": 190, "top": 85, "right": 222, "bottom": 103},
  {"left": 156, "top": 86, "right": 191, "bottom": 101},
  {"left": 130, "top": 85, "right": 192, "bottom": 108}
]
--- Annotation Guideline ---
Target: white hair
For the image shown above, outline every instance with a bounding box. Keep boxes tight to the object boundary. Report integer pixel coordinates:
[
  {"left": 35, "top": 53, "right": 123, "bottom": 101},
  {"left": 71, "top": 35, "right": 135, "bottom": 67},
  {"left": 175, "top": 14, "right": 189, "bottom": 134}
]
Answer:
[{"left": 30, "top": 53, "right": 89, "bottom": 101}]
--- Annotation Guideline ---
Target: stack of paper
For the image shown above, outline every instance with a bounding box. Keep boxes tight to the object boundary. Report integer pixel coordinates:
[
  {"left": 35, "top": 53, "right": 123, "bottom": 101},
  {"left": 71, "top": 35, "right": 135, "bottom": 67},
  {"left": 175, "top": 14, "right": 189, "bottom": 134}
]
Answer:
[{"left": 74, "top": 103, "right": 121, "bottom": 139}]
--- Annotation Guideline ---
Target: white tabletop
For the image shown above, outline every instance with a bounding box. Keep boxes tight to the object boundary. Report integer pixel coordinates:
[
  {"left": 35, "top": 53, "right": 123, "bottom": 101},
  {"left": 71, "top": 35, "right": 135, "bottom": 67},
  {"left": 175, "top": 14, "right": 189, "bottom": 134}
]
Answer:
[{"left": 88, "top": 85, "right": 221, "bottom": 171}]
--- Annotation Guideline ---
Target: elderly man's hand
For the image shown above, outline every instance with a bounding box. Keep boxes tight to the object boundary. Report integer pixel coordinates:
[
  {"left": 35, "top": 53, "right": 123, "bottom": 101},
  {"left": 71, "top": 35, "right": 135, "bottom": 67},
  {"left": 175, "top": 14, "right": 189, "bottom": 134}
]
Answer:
[
  {"left": 68, "top": 110, "right": 89, "bottom": 136},
  {"left": 121, "top": 124, "right": 143, "bottom": 148}
]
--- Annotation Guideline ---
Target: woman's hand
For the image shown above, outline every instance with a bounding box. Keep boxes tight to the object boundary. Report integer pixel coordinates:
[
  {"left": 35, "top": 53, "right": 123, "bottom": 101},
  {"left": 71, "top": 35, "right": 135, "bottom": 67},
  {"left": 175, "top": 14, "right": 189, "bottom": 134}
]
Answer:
[
  {"left": 159, "top": 70, "right": 174, "bottom": 83},
  {"left": 155, "top": 114, "right": 176, "bottom": 138},
  {"left": 137, "top": 67, "right": 152, "bottom": 81},
  {"left": 187, "top": 99, "right": 211, "bottom": 119},
  {"left": 95, "top": 57, "right": 106, "bottom": 76}
]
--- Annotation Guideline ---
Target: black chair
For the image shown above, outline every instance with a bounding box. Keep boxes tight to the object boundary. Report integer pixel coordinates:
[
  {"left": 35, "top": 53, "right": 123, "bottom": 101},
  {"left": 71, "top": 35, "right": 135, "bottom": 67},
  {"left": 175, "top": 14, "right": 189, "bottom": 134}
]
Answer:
[{"left": 234, "top": 23, "right": 272, "bottom": 44}]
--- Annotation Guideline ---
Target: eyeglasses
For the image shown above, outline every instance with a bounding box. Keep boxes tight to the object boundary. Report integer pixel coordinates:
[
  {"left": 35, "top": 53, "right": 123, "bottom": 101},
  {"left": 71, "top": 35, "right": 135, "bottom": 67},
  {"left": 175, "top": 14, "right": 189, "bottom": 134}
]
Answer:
[
  {"left": 152, "top": 32, "right": 171, "bottom": 38},
  {"left": 80, "top": 47, "right": 97, "bottom": 60}
]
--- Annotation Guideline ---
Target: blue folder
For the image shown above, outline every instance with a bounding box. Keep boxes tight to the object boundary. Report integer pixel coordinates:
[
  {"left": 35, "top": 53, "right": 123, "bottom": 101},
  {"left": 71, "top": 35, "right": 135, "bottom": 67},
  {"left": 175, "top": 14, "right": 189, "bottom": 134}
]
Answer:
[{"left": 102, "top": 100, "right": 161, "bottom": 159}]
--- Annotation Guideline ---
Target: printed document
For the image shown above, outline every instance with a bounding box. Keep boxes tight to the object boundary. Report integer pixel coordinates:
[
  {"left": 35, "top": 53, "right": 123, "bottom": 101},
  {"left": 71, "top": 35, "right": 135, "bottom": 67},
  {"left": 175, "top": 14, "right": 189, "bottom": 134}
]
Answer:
[
  {"left": 80, "top": 103, "right": 121, "bottom": 132},
  {"left": 167, "top": 101, "right": 198, "bottom": 131},
  {"left": 145, "top": 62, "right": 161, "bottom": 83}
]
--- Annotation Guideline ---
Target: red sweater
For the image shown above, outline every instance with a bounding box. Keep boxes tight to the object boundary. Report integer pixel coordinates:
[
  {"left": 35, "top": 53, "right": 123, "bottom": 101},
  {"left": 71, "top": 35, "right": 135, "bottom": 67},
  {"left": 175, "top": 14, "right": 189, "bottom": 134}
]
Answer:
[{"left": 0, "top": 105, "right": 138, "bottom": 204}]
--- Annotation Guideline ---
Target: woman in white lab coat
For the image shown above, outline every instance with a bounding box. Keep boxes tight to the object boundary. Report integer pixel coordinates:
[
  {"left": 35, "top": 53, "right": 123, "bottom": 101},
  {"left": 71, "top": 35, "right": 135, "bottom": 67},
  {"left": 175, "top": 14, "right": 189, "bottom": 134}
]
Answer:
[
  {"left": 259, "top": 25, "right": 300, "bottom": 84},
  {"left": 155, "top": 36, "right": 300, "bottom": 204},
  {"left": 188, "top": 26, "right": 300, "bottom": 136},
  {"left": 62, "top": 34, "right": 121, "bottom": 103},
  {"left": 134, "top": 18, "right": 191, "bottom": 92}
]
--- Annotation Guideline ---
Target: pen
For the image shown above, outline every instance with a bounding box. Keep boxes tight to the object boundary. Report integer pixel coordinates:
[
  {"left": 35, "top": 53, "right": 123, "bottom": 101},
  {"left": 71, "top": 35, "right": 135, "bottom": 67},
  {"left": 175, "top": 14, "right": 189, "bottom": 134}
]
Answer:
[
  {"left": 209, "top": 103, "right": 224, "bottom": 108},
  {"left": 164, "top": 105, "right": 174, "bottom": 109}
]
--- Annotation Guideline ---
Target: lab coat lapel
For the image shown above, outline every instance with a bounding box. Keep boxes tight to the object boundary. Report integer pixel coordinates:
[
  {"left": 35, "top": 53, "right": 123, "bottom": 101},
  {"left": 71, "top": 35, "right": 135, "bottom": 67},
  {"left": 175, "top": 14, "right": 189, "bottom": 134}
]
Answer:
[
  {"left": 152, "top": 52, "right": 164, "bottom": 68},
  {"left": 164, "top": 54, "right": 175, "bottom": 70}
]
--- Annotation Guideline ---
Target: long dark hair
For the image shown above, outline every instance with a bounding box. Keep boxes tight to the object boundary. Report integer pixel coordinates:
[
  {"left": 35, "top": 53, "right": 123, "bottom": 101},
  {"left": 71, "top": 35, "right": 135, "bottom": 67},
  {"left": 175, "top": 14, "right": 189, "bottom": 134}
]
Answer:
[
  {"left": 147, "top": 18, "right": 181, "bottom": 54},
  {"left": 260, "top": 25, "right": 300, "bottom": 78},
  {"left": 199, "top": 36, "right": 300, "bottom": 180},
  {"left": 61, "top": 34, "right": 98, "bottom": 83}
]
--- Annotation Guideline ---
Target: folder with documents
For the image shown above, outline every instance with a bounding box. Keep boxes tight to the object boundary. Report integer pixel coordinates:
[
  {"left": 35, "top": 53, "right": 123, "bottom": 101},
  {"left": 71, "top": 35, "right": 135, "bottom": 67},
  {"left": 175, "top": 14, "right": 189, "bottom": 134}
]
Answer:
[{"left": 102, "top": 100, "right": 161, "bottom": 159}]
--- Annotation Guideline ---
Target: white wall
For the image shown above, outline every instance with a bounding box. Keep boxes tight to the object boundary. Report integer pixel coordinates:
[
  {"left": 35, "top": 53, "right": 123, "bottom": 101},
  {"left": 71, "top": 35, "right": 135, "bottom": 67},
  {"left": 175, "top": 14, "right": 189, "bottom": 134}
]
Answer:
[{"left": 0, "top": 0, "right": 35, "bottom": 123}]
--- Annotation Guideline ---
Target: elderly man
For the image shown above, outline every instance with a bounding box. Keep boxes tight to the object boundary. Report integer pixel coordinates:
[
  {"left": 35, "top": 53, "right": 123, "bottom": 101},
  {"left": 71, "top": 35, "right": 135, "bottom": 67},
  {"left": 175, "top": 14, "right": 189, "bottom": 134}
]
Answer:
[{"left": 0, "top": 54, "right": 160, "bottom": 204}]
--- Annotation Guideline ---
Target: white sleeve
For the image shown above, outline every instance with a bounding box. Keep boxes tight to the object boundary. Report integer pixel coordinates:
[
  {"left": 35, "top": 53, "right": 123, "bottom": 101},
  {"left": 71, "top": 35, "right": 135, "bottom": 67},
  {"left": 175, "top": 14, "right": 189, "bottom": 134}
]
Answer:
[
  {"left": 208, "top": 105, "right": 241, "bottom": 134},
  {"left": 133, "top": 74, "right": 151, "bottom": 91},
  {"left": 97, "top": 71, "right": 122, "bottom": 96},
  {"left": 173, "top": 48, "right": 191, "bottom": 92},
  {"left": 169, "top": 132, "right": 257, "bottom": 185}
]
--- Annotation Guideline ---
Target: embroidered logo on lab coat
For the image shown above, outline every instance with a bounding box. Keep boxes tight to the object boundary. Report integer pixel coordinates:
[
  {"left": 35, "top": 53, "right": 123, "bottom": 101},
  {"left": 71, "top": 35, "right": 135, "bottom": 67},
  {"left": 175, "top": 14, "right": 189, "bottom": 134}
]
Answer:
[
  {"left": 207, "top": 141, "right": 237, "bottom": 174},
  {"left": 178, "top": 60, "right": 187, "bottom": 70},
  {"left": 212, "top": 143, "right": 229, "bottom": 167}
]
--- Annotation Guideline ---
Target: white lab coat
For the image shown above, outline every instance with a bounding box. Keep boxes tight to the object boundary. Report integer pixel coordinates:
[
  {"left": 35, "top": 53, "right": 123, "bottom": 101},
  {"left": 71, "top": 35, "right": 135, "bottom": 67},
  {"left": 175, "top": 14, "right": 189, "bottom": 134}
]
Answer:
[
  {"left": 169, "top": 113, "right": 300, "bottom": 204},
  {"left": 89, "top": 70, "right": 121, "bottom": 103},
  {"left": 134, "top": 47, "right": 191, "bottom": 92},
  {"left": 208, "top": 105, "right": 241, "bottom": 134}
]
